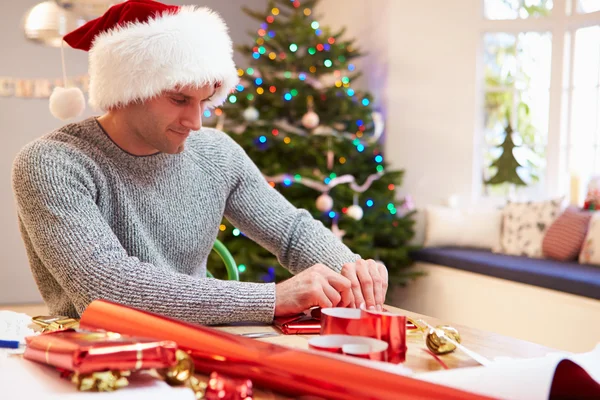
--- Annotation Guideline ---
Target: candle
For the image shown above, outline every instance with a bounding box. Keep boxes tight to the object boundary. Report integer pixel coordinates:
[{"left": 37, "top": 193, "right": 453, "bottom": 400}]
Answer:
[{"left": 570, "top": 173, "right": 582, "bottom": 207}]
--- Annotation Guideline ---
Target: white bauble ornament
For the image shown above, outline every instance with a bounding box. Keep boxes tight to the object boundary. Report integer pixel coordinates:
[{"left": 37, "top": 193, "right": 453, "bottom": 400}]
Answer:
[
  {"left": 316, "top": 193, "right": 334, "bottom": 212},
  {"left": 243, "top": 106, "right": 259, "bottom": 122},
  {"left": 302, "top": 111, "right": 320, "bottom": 129},
  {"left": 346, "top": 205, "right": 364, "bottom": 221}
]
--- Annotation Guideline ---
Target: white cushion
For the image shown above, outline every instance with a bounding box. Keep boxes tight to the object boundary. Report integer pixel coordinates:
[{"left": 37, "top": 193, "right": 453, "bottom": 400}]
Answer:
[
  {"left": 424, "top": 206, "right": 502, "bottom": 250},
  {"left": 495, "top": 198, "right": 563, "bottom": 257}
]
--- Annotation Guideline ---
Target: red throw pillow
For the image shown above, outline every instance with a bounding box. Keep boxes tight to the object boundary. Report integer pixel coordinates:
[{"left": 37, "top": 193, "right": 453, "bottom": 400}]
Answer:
[{"left": 542, "top": 207, "right": 592, "bottom": 261}]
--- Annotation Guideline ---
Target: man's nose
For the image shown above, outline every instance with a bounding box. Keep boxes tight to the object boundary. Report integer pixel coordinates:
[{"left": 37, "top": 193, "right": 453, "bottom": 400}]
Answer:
[{"left": 180, "top": 105, "right": 202, "bottom": 131}]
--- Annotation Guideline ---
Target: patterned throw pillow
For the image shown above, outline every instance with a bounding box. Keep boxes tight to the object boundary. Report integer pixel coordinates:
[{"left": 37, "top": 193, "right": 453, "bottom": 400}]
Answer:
[
  {"left": 495, "top": 198, "right": 563, "bottom": 257},
  {"left": 579, "top": 212, "right": 600, "bottom": 265},
  {"left": 542, "top": 207, "right": 592, "bottom": 261}
]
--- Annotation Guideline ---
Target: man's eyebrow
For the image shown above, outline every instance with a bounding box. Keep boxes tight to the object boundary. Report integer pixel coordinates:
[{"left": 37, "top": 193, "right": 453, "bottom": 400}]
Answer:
[
  {"left": 166, "top": 91, "right": 188, "bottom": 98},
  {"left": 166, "top": 90, "right": 216, "bottom": 101}
]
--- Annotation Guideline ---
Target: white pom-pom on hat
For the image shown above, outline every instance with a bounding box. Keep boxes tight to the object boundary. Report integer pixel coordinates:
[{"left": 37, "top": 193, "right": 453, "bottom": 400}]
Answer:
[
  {"left": 48, "top": 39, "right": 86, "bottom": 120},
  {"left": 49, "top": 86, "right": 85, "bottom": 120}
]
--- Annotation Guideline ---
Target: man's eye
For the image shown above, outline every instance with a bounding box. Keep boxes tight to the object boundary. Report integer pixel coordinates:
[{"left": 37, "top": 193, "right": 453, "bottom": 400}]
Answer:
[{"left": 171, "top": 98, "right": 187, "bottom": 105}]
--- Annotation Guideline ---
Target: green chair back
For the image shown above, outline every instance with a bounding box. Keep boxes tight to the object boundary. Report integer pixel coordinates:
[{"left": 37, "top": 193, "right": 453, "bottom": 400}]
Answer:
[{"left": 207, "top": 239, "right": 239, "bottom": 281}]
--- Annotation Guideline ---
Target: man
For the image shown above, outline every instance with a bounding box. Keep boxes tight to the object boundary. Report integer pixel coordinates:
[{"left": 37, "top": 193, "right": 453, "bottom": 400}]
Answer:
[{"left": 12, "top": 0, "right": 388, "bottom": 325}]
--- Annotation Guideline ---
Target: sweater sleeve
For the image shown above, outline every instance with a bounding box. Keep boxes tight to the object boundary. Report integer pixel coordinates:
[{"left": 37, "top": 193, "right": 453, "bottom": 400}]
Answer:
[
  {"left": 12, "top": 142, "right": 275, "bottom": 325},
  {"left": 221, "top": 133, "right": 360, "bottom": 274}
]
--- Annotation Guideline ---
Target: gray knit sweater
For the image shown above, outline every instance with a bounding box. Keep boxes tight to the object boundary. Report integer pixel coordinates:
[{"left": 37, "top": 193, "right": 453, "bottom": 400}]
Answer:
[{"left": 11, "top": 117, "right": 359, "bottom": 325}]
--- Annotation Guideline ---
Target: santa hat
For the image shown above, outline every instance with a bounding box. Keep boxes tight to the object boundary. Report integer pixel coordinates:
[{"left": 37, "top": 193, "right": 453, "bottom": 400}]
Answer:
[{"left": 49, "top": 0, "right": 239, "bottom": 120}]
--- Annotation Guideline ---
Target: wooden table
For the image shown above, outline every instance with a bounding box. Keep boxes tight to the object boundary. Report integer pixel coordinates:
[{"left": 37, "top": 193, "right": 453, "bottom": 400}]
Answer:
[
  {"left": 215, "top": 304, "right": 557, "bottom": 374},
  {"left": 4, "top": 303, "right": 558, "bottom": 399}
]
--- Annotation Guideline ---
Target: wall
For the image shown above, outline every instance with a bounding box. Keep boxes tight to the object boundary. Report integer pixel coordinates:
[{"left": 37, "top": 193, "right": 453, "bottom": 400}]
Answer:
[
  {"left": 318, "top": 0, "right": 482, "bottom": 209},
  {"left": 0, "top": 0, "right": 267, "bottom": 304}
]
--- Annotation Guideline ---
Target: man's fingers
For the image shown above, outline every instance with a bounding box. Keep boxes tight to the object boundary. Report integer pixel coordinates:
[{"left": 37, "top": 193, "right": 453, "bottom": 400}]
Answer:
[
  {"left": 368, "top": 261, "right": 384, "bottom": 310},
  {"left": 356, "top": 260, "right": 376, "bottom": 310},
  {"left": 339, "top": 288, "right": 354, "bottom": 308},
  {"left": 342, "top": 263, "right": 365, "bottom": 310},
  {"left": 326, "top": 270, "right": 352, "bottom": 292},
  {"left": 378, "top": 262, "right": 389, "bottom": 300},
  {"left": 321, "top": 281, "right": 342, "bottom": 307}
]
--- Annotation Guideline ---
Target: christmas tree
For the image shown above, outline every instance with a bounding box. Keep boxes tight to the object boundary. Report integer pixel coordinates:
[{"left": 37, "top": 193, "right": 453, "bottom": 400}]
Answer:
[
  {"left": 485, "top": 120, "right": 527, "bottom": 186},
  {"left": 205, "top": 0, "right": 418, "bottom": 288}
]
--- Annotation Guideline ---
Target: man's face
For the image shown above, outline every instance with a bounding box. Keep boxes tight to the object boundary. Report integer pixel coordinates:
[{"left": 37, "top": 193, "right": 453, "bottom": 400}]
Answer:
[{"left": 123, "top": 84, "right": 216, "bottom": 155}]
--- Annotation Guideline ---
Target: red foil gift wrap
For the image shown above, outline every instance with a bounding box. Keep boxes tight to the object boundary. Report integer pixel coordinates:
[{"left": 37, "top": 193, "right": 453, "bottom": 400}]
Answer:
[
  {"left": 320, "top": 308, "right": 408, "bottom": 364},
  {"left": 23, "top": 330, "right": 179, "bottom": 374},
  {"left": 273, "top": 311, "right": 321, "bottom": 334},
  {"left": 79, "top": 300, "right": 492, "bottom": 400},
  {"left": 205, "top": 372, "right": 253, "bottom": 400}
]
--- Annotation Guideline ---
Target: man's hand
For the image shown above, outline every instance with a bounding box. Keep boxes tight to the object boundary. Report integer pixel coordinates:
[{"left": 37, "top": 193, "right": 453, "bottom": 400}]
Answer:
[
  {"left": 274, "top": 264, "right": 352, "bottom": 316},
  {"left": 341, "top": 259, "right": 388, "bottom": 311}
]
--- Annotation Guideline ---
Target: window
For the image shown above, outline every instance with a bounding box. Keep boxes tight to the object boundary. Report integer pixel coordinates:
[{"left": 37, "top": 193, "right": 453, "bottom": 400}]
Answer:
[
  {"left": 482, "top": 31, "right": 552, "bottom": 197},
  {"left": 480, "top": 0, "right": 600, "bottom": 202},
  {"left": 561, "top": 24, "right": 600, "bottom": 201}
]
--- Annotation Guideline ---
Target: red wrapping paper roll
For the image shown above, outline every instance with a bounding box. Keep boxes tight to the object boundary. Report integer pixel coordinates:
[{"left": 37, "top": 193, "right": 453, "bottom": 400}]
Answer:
[
  {"left": 79, "top": 300, "right": 491, "bottom": 400},
  {"left": 23, "top": 329, "right": 178, "bottom": 374},
  {"left": 320, "top": 308, "right": 407, "bottom": 363}
]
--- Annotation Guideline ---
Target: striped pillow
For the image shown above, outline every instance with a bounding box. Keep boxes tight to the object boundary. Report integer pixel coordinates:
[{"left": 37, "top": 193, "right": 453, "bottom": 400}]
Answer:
[{"left": 542, "top": 207, "right": 592, "bottom": 261}]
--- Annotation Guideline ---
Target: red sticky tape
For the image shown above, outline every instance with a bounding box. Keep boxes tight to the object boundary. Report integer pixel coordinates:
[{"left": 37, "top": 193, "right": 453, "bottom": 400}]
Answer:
[
  {"left": 320, "top": 308, "right": 407, "bottom": 364},
  {"left": 308, "top": 334, "right": 389, "bottom": 362}
]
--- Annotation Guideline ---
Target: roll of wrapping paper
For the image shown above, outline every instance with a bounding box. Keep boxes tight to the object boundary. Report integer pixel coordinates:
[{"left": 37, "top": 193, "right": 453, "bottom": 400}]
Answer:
[
  {"left": 79, "top": 300, "right": 491, "bottom": 400},
  {"left": 320, "top": 307, "right": 407, "bottom": 364},
  {"left": 23, "top": 329, "right": 178, "bottom": 374}
]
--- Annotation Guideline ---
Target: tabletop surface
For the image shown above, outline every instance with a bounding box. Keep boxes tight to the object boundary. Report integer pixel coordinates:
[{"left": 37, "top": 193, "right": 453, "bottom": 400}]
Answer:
[
  {"left": 214, "top": 304, "right": 557, "bottom": 373},
  {"left": 3, "top": 303, "right": 560, "bottom": 399},
  {"left": 5, "top": 303, "right": 557, "bottom": 374}
]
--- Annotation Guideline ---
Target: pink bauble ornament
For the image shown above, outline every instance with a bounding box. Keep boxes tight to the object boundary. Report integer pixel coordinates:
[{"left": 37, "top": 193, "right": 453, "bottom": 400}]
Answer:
[
  {"left": 316, "top": 193, "right": 333, "bottom": 212},
  {"left": 346, "top": 205, "right": 364, "bottom": 221},
  {"left": 302, "top": 111, "right": 320, "bottom": 129}
]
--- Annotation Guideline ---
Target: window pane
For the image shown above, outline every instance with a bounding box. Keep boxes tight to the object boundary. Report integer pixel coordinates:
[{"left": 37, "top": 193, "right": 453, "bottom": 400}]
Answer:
[
  {"left": 517, "top": 32, "right": 553, "bottom": 90},
  {"left": 484, "top": 0, "right": 553, "bottom": 19},
  {"left": 522, "top": 0, "right": 554, "bottom": 17},
  {"left": 518, "top": 89, "right": 550, "bottom": 146},
  {"left": 485, "top": 0, "right": 520, "bottom": 20},
  {"left": 573, "top": 26, "right": 600, "bottom": 88},
  {"left": 569, "top": 145, "right": 595, "bottom": 173},
  {"left": 570, "top": 88, "right": 598, "bottom": 146},
  {"left": 484, "top": 33, "right": 517, "bottom": 88},
  {"left": 482, "top": 31, "right": 552, "bottom": 195},
  {"left": 578, "top": 0, "right": 600, "bottom": 13}
]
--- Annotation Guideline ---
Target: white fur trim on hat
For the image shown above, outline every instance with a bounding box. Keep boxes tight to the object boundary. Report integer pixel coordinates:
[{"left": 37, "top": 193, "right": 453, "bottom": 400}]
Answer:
[{"left": 88, "top": 6, "right": 238, "bottom": 111}]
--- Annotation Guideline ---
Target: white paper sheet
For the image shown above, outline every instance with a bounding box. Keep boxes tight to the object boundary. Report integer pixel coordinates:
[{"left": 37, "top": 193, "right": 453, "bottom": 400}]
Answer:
[
  {"left": 414, "top": 344, "right": 600, "bottom": 400},
  {"left": 0, "top": 356, "right": 195, "bottom": 400}
]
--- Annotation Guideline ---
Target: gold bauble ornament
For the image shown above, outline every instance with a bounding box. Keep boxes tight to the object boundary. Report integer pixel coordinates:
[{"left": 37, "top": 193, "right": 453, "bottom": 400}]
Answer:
[
  {"left": 157, "top": 349, "right": 195, "bottom": 386},
  {"left": 425, "top": 325, "right": 461, "bottom": 355}
]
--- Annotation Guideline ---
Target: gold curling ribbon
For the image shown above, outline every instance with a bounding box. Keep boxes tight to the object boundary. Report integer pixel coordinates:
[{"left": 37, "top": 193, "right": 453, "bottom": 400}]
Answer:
[
  {"left": 71, "top": 371, "right": 130, "bottom": 392},
  {"left": 32, "top": 315, "right": 80, "bottom": 332},
  {"left": 158, "top": 349, "right": 207, "bottom": 399}
]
